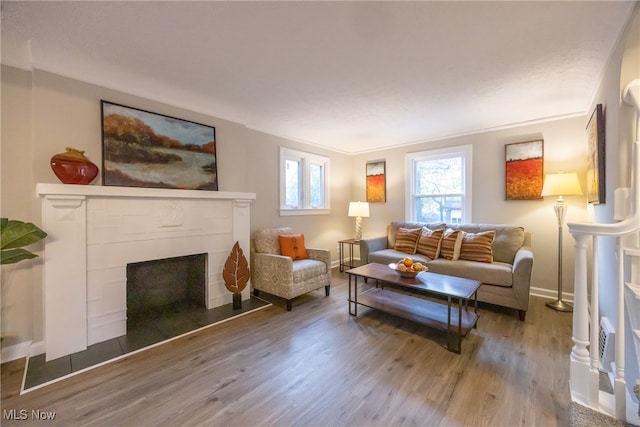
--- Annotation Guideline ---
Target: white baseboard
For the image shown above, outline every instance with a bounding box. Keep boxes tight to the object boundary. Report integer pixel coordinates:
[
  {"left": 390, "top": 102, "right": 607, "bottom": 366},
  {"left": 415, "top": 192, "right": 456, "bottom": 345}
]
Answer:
[
  {"left": 29, "top": 340, "right": 45, "bottom": 357},
  {"left": 1, "top": 340, "right": 32, "bottom": 363},
  {"left": 530, "top": 286, "right": 574, "bottom": 303},
  {"left": 1, "top": 340, "right": 45, "bottom": 363},
  {"left": 627, "top": 385, "right": 640, "bottom": 426}
]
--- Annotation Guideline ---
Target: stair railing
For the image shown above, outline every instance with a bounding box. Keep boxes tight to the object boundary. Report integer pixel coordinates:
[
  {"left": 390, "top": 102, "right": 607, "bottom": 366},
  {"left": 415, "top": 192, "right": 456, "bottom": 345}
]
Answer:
[{"left": 567, "top": 79, "right": 640, "bottom": 421}]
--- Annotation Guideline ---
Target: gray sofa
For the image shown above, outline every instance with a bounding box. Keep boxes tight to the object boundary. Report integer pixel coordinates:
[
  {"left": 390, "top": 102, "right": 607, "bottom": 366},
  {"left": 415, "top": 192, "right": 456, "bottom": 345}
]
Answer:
[{"left": 359, "top": 221, "right": 533, "bottom": 320}]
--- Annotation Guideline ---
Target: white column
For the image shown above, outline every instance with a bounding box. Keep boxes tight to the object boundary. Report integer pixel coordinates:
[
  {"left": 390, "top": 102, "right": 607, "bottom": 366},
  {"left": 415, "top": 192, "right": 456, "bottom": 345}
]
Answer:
[
  {"left": 615, "top": 237, "right": 626, "bottom": 418},
  {"left": 589, "top": 236, "right": 600, "bottom": 406},
  {"left": 41, "top": 195, "right": 88, "bottom": 361},
  {"left": 569, "top": 232, "right": 591, "bottom": 405},
  {"left": 233, "top": 199, "right": 253, "bottom": 302}
]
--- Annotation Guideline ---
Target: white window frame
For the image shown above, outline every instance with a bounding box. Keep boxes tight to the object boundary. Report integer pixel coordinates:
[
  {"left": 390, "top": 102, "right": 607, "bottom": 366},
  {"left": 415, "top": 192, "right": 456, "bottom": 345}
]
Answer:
[
  {"left": 405, "top": 145, "right": 473, "bottom": 223},
  {"left": 279, "top": 147, "right": 331, "bottom": 216}
]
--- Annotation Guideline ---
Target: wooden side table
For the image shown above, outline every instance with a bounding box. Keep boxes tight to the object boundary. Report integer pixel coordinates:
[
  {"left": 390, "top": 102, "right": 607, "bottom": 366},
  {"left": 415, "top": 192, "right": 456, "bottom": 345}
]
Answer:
[{"left": 339, "top": 238, "right": 360, "bottom": 272}]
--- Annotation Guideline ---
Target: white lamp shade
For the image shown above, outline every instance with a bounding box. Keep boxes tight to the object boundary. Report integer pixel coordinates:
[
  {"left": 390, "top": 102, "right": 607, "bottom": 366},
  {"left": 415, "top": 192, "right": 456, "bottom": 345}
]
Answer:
[
  {"left": 348, "top": 201, "right": 370, "bottom": 217},
  {"left": 541, "top": 172, "right": 583, "bottom": 197}
]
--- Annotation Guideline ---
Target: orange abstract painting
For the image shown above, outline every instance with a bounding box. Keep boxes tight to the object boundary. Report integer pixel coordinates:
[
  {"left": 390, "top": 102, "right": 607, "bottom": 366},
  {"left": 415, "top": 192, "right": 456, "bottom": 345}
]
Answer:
[
  {"left": 366, "top": 161, "right": 386, "bottom": 202},
  {"left": 505, "top": 140, "right": 544, "bottom": 200}
]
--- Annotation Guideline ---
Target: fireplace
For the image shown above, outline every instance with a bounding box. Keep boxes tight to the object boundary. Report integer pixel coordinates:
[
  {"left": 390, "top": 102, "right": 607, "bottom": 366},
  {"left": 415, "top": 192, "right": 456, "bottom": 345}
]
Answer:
[
  {"left": 37, "top": 183, "right": 255, "bottom": 361},
  {"left": 126, "top": 253, "right": 207, "bottom": 326}
]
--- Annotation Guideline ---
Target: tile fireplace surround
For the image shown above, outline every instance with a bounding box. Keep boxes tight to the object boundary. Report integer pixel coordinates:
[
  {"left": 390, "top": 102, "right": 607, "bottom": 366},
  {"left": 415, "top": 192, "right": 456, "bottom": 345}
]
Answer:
[{"left": 36, "top": 183, "right": 255, "bottom": 361}]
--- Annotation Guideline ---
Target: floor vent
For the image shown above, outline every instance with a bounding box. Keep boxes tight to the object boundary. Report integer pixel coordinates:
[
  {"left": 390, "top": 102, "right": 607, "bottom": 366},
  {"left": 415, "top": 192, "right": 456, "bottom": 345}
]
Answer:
[{"left": 599, "top": 317, "right": 615, "bottom": 372}]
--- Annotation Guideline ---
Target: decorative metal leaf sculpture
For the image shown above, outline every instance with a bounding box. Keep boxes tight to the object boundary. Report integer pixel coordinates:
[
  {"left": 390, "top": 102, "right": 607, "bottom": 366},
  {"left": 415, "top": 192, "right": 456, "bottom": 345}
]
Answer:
[{"left": 223, "top": 241, "right": 250, "bottom": 294}]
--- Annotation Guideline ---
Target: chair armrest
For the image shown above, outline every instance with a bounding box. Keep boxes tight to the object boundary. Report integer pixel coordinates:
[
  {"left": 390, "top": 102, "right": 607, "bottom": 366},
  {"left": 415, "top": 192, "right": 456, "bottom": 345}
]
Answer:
[
  {"left": 512, "top": 245, "right": 534, "bottom": 308},
  {"left": 359, "top": 236, "right": 388, "bottom": 264},
  {"left": 253, "top": 252, "right": 293, "bottom": 273},
  {"left": 307, "top": 248, "right": 331, "bottom": 269},
  {"left": 251, "top": 252, "right": 294, "bottom": 291}
]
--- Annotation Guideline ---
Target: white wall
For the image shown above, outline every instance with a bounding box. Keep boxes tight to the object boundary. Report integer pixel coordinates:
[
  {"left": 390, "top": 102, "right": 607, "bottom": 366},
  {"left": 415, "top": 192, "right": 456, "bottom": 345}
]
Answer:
[
  {"left": 0, "top": 66, "right": 354, "bottom": 353},
  {"left": 3, "top": 16, "right": 635, "bottom": 354},
  {"left": 592, "top": 2, "right": 640, "bottom": 398},
  {"left": 352, "top": 117, "right": 591, "bottom": 298},
  {"left": 245, "top": 129, "right": 354, "bottom": 254},
  {"left": 1, "top": 66, "right": 38, "bottom": 351},
  {"left": 588, "top": 4, "right": 640, "bottom": 322}
]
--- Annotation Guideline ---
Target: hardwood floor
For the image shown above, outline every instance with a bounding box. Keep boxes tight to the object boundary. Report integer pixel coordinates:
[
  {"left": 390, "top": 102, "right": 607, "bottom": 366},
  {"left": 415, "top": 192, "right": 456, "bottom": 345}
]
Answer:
[{"left": 1, "top": 269, "right": 572, "bottom": 426}]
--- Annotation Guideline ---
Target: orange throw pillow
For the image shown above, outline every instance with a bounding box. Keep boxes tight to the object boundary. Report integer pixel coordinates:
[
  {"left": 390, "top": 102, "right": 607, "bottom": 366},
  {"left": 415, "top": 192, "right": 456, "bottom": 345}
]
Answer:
[{"left": 279, "top": 234, "right": 309, "bottom": 260}]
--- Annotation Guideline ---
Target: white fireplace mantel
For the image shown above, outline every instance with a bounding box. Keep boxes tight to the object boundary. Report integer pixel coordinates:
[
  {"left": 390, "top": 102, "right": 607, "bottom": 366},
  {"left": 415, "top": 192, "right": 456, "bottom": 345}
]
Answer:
[
  {"left": 36, "top": 183, "right": 256, "bottom": 201},
  {"left": 37, "top": 183, "right": 256, "bottom": 361}
]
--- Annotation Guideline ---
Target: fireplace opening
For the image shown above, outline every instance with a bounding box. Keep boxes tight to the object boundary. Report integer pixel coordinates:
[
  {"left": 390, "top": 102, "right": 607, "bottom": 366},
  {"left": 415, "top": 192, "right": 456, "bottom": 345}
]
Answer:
[{"left": 126, "top": 253, "right": 207, "bottom": 329}]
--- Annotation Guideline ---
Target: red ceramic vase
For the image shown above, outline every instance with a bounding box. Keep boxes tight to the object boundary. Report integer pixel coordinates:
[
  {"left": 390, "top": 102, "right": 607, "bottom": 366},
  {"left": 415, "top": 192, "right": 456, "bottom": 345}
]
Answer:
[{"left": 50, "top": 147, "right": 99, "bottom": 185}]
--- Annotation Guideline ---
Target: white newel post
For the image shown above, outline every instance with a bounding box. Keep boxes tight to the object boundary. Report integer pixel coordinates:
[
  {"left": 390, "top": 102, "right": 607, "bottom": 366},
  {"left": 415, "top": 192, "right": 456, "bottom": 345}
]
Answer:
[
  {"left": 614, "top": 237, "right": 626, "bottom": 419},
  {"left": 41, "top": 195, "right": 89, "bottom": 361},
  {"left": 589, "top": 236, "right": 601, "bottom": 406},
  {"left": 570, "top": 232, "right": 591, "bottom": 405}
]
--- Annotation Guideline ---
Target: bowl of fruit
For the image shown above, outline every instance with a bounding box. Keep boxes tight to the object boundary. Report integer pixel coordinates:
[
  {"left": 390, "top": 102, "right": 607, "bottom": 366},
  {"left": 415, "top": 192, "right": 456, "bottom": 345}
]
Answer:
[{"left": 389, "top": 258, "right": 427, "bottom": 278}]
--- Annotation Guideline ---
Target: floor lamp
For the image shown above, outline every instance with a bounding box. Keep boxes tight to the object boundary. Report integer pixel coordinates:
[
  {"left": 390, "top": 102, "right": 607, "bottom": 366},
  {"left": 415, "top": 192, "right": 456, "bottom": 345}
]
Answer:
[
  {"left": 348, "top": 201, "right": 370, "bottom": 241},
  {"left": 541, "top": 172, "right": 583, "bottom": 312}
]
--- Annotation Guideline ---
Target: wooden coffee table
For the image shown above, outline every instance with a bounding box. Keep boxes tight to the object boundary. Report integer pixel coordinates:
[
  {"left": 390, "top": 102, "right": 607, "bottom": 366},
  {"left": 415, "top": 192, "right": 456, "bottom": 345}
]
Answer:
[{"left": 346, "top": 263, "right": 481, "bottom": 353}]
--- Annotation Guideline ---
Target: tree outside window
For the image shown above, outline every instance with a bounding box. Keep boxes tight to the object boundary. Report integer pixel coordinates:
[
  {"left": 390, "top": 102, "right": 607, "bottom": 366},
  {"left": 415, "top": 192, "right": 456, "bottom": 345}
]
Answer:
[{"left": 407, "top": 146, "right": 472, "bottom": 223}]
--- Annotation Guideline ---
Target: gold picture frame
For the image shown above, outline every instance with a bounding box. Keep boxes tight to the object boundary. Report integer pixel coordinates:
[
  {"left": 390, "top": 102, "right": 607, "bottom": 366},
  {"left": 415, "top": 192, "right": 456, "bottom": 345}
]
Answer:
[{"left": 586, "top": 104, "right": 605, "bottom": 204}]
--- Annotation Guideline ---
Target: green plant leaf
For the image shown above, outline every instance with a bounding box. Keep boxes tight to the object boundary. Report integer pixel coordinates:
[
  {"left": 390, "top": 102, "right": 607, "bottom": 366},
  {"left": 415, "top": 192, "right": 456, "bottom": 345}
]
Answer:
[
  {"left": 1, "top": 248, "right": 38, "bottom": 265},
  {"left": 1, "top": 218, "right": 47, "bottom": 250}
]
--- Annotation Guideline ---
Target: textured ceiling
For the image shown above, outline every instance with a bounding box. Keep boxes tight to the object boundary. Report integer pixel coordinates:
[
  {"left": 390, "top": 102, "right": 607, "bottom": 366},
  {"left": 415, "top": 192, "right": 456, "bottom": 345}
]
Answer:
[{"left": 1, "top": 1, "right": 635, "bottom": 154}]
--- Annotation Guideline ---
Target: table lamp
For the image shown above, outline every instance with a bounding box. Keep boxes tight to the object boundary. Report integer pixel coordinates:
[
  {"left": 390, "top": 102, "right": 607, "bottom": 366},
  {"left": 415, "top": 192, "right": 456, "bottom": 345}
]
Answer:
[{"left": 348, "top": 201, "right": 370, "bottom": 240}]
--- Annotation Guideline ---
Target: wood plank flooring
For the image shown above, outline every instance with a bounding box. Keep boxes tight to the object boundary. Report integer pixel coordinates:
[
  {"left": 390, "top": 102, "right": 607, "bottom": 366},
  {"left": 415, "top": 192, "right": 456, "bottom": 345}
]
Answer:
[{"left": 1, "top": 269, "right": 572, "bottom": 426}]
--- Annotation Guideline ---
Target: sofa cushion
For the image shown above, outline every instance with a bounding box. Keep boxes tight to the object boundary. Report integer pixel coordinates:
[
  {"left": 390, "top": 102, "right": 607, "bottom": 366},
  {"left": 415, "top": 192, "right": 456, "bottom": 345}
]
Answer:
[
  {"left": 394, "top": 227, "right": 422, "bottom": 254},
  {"left": 416, "top": 227, "right": 444, "bottom": 259},
  {"left": 388, "top": 221, "right": 445, "bottom": 248},
  {"left": 427, "top": 259, "right": 513, "bottom": 287},
  {"left": 292, "top": 259, "right": 327, "bottom": 282},
  {"left": 449, "top": 224, "right": 524, "bottom": 264},
  {"left": 279, "top": 234, "right": 309, "bottom": 260},
  {"left": 491, "top": 226, "right": 525, "bottom": 264},
  {"left": 459, "top": 230, "right": 495, "bottom": 263},
  {"left": 254, "top": 227, "right": 294, "bottom": 254},
  {"left": 369, "top": 249, "right": 431, "bottom": 266},
  {"left": 440, "top": 229, "right": 463, "bottom": 260}
]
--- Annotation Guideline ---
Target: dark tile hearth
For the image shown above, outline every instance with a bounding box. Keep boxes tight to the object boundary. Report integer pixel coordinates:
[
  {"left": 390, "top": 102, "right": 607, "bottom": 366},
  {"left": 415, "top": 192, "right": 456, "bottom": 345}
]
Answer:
[{"left": 23, "top": 296, "right": 270, "bottom": 391}]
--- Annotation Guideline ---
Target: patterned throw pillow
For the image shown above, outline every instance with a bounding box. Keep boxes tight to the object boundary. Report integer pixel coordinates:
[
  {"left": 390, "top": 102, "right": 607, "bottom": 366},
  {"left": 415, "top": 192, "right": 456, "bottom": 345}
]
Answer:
[
  {"left": 279, "top": 234, "right": 309, "bottom": 260},
  {"left": 393, "top": 227, "right": 422, "bottom": 254},
  {"left": 439, "top": 229, "right": 463, "bottom": 260},
  {"left": 459, "top": 230, "right": 496, "bottom": 263},
  {"left": 416, "top": 227, "right": 444, "bottom": 259}
]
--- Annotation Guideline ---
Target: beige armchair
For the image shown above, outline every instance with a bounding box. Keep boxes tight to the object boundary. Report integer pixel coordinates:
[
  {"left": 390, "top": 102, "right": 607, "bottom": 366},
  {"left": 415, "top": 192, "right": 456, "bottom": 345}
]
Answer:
[{"left": 251, "top": 227, "right": 331, "bottom": 311}]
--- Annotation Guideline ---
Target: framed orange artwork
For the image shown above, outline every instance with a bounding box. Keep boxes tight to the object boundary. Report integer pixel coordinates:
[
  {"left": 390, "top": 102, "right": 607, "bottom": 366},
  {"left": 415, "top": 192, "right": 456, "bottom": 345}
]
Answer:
[
  {"left": 505, "top": 140, "right": 544, "bottom": 200},
  {"left": 366, "top": 160, "right": 386, "bottom": 202}
]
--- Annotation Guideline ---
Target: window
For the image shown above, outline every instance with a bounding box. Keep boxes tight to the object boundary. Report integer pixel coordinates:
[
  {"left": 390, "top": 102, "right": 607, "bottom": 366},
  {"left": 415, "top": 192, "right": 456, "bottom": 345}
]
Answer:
[
  {"left": 280, "top": 147, "right": 330, "bottom": 215},
  {"left": 406, "top": 145, "right": 472, "bottom": 223}
]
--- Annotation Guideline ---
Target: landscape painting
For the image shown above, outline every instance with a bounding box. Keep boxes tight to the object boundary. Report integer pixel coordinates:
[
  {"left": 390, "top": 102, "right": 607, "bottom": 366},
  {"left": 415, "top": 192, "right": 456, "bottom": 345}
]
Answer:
[
  {"left": 505, "top": 140, "right": 543, "bottom": 200},
  {"left": 101, "top": 101, "right": 218, "bottom": 190}
]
